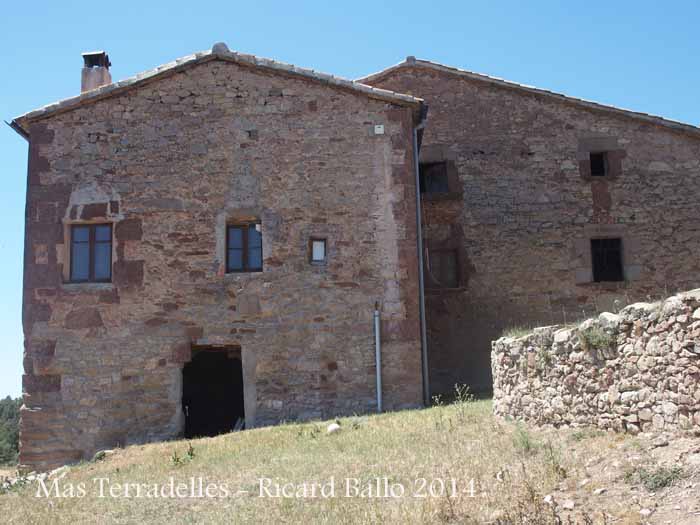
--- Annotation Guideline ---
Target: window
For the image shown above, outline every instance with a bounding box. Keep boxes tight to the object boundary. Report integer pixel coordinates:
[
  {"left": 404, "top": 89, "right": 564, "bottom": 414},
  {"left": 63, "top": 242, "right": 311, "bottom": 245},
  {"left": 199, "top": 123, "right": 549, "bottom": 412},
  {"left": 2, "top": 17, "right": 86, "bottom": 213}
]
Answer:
[
  {"left": 70, "top": 224, "right": 112, "bottom": 282},
  {"left": 427, "top": 249, "right": 459, "bottom": 288},
  {"left": 591, "top": 238, "right": 623, "bottom": 282},
  {"left": 589, "top": 152, "right": 607, "bottom": 177},
  {"left": 310, "top": 238, "right": 327, "bottom": 264},
  {"left": 226, "top": 224, "right": 262, "bottom": 273},
  {"left": 419, "top": 162, "right": 450, "bottom": 194}
]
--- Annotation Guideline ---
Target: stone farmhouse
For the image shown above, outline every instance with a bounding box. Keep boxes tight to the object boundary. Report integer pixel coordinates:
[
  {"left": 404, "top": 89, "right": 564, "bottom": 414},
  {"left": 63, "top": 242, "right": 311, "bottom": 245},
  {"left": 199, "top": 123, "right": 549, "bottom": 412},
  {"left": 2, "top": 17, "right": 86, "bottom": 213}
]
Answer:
[
  {"left": 361, "top": 59, "right": 700, "bottom": 395},
  {"left": 11, "top": 43, "right": 700, "bottom": 470}
]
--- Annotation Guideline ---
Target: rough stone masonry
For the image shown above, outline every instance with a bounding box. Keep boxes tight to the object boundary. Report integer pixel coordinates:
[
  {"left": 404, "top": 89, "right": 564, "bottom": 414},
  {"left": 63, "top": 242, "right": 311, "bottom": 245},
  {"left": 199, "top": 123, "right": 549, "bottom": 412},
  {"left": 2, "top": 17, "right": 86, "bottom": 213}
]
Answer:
[
  {"left": 492, "top": 289, "right": 700, "bottom": 433},
  {"left": 362, "top": 59, "right": 700, "bottom": 396},
  {"left": 12, "top": 45, "right": 700, "bottom": 470},
  {"left": 12, "top": 46, "right": 424, "bottom": 471}
]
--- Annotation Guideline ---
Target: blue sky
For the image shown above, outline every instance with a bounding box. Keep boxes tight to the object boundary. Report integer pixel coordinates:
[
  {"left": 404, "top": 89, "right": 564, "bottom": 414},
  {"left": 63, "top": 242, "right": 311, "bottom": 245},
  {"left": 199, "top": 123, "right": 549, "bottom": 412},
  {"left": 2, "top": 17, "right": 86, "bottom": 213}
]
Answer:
[{"left": 1, "top": 1, "right": 699, "bottom": 398}]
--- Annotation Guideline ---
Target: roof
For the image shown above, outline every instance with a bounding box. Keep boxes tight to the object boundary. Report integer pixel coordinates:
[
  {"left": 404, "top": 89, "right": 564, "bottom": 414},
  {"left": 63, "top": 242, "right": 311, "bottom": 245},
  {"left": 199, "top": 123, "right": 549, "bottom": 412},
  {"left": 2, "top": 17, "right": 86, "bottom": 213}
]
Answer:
[
  {"left": 10, "top": 43, "right": 424, "bottom": 138},
  {"left": 358, "top": 57, "right": 700, "bottom": 138}
]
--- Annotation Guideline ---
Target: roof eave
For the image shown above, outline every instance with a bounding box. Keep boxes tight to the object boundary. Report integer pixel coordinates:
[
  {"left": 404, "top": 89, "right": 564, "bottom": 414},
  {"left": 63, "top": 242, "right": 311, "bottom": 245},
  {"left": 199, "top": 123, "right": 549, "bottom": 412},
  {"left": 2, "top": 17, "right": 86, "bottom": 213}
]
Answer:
[
  {"left": 359, "top": 59, "right": 700, "bottom": 139},
  {"left": 11, "top": 49, "right": 424, "bottom": 135},
  {"left": 6, "top": 119, "right": 29, "bottom": 141}
]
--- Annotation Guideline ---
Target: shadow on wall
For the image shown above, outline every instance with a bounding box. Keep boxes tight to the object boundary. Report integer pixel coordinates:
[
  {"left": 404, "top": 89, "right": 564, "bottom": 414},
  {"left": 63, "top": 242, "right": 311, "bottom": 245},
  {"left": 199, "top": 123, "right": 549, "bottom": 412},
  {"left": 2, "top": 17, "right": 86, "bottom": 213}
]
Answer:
[{"left": 425, "top": 282, "right": 688, "bottom": 398}]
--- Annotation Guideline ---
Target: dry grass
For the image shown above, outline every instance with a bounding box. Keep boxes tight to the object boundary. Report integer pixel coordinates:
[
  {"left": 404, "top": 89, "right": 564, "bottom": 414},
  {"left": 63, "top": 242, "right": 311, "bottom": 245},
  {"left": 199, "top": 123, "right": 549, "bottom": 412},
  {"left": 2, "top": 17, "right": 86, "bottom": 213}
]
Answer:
[
  {"left": 0, "top": 400, "right": 646, "bottom": 524},
  {"left": 501, "top": 326, "right": 534, "bottom": 339}
]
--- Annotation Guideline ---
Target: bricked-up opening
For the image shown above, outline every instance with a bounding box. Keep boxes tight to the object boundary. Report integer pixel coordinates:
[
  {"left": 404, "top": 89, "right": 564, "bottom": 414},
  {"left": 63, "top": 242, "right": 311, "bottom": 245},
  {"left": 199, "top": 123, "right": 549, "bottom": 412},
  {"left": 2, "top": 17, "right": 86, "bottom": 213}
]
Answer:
[
  {"left": 590, "top": 152, "right": 607, "bottom": 177},
  {"left": 419, "top": 162, "right": 450, "bottom": 194},
  {"left": 182, "top": 348, "right": 244, "bottom": 438},
  {"left": 591, "top": 238, "right": 624, "bottom": 282},
  {"left": 427, "top": 249, "right": 459, "bottom": 288}
]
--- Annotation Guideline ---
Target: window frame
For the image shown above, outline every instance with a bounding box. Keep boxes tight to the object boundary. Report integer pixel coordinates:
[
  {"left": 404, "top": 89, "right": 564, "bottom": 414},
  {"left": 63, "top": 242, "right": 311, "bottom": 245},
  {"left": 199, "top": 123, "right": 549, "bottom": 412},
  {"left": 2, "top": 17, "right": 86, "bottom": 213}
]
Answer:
[
  {"left": 226, "top": 223, "right": 263, "bottom": 274},
  {"left": 590, "top": 237, "right": 624, "bottom": 283},
  {"left": 69, "top": 223, "right": 113, "bottom": 283},
  {"left": 309, "top": 237, "right": 327, "bottom": 265},
  {"left": 419, "top": 161, "right": 450, "bottom": 195}
]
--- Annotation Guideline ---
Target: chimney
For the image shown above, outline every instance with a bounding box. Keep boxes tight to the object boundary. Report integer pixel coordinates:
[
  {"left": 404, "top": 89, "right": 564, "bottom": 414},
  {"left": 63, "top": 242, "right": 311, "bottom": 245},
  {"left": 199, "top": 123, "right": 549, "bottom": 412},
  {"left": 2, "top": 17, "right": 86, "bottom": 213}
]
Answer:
[{"left": 81, "top": 51, "right": 112, "bottom": 93}]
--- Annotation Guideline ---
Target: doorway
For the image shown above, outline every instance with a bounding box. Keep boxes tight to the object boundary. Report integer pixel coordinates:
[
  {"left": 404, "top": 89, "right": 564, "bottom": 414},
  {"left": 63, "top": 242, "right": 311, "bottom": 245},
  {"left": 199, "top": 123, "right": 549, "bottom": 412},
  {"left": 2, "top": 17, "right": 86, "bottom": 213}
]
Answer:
[{"left": 182, "top": 347, "right": 245, "bottom": 438}]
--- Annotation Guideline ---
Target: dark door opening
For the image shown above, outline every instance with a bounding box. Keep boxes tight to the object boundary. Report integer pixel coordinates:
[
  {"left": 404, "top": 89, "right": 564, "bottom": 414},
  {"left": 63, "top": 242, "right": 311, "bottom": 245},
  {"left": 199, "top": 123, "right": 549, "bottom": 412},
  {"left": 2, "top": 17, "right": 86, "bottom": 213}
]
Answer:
[{"left": 182, "top": 348, "right": 245, "bottom": 438}]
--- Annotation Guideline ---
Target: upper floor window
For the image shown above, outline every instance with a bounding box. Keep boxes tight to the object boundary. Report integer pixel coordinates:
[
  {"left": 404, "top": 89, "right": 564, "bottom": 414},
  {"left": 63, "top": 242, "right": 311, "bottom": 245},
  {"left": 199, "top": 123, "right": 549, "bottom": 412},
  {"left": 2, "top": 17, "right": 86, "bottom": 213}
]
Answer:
[
  {"left": 70, "top": 224, "right": 112, "bottom": 282},
  {"left": 419, "top": 162, "right": 450, "bottom": 194},
  {"left": 227, "top": 223, "right": 262, "bottom": 273},
  {"left": 578, "top": 137, "right": 626, "bottom": 180},
  {"left": 589, "top": 152, "right": 608, "bottom": 177}
]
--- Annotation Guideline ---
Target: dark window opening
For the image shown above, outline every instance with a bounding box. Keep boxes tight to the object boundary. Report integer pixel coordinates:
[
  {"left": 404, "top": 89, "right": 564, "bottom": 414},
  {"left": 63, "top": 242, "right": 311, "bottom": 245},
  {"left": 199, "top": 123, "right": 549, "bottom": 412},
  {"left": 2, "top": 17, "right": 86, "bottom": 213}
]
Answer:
[
  {"left": 419, "top": 162, "right": 450, "bottom": 194},
  {"left": 590, "top": 152, "right": 607, "bottom": 177},
  {"left": 591, "top": 238, "right": 624, "bottom": 282},
  {"left": 182, "top": 349, "right": 245, "bottom": 438},
  {"left": 226, "top": 223, "right": 262, "bottom": 273},
  {"left": 310, "top": 238, "right": 327, "bottom": 264},
  {"left": 70, "top": 223, "right": 112, "bottom": 282},
  {"left": 427, "top": 249, "right": 459, "bottom": 288}
]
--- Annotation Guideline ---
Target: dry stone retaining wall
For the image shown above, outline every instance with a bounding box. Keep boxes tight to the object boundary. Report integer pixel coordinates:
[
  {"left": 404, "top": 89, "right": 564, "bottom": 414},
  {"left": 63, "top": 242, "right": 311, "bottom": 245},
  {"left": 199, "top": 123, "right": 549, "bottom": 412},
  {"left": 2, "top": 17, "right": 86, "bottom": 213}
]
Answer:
[{"left": 492, "top": 289, "right": 700, "bottom": 433}]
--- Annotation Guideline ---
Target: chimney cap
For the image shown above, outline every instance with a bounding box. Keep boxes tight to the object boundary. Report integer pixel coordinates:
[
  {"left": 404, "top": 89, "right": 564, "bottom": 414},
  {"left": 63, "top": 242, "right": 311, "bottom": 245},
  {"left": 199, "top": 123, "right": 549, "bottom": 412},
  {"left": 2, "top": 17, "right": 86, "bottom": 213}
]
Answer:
[{"left": 82, "top": 51, "right": 111, "bottom": 69}]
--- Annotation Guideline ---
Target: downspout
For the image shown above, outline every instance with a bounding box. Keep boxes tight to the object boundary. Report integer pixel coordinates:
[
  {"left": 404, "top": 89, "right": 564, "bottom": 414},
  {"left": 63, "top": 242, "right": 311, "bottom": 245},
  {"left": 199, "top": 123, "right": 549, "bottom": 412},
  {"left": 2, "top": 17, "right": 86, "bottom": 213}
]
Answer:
[
  {"left": 413, "top": 109, "right": 430, "bottom": 406},
  {"left": 374, "top": 302, "right": 382, "bottom": 413}
]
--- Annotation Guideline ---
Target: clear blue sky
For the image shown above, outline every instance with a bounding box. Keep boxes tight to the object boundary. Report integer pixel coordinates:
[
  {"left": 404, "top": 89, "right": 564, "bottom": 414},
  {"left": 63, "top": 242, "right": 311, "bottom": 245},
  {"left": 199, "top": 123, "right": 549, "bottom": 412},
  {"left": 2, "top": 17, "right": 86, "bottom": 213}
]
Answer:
[{"left": 1, "top": 1, "right": 699, "bottom": 398}]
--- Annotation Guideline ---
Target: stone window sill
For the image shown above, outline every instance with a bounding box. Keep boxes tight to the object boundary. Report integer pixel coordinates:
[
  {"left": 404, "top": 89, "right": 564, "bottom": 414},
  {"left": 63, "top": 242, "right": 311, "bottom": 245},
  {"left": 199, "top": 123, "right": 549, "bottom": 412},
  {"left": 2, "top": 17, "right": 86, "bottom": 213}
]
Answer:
[
  {"left": 426, "top": 286, "right": 467, "bottom": 295},
  {"left": 575, "top": 281, "right": 628, "bottom": 291},
  {"left": 223, "top": 272, "right": 263, "bottom": 281},
  {"left": 61, "top": 281, "right": 114, "bottom": 291},
  {"left": 421, "top": 192, "right": 463, "bottom": 202}
]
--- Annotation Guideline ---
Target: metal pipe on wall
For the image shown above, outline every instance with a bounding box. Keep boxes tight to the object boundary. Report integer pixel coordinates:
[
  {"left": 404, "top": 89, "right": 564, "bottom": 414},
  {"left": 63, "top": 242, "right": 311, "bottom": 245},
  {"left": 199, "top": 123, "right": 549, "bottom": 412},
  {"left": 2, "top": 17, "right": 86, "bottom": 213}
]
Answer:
[
  {"left": 374, "top": 303, "right": 382, "bottom": 413},
  {"left": 413, "top": 119, "right": 430, "bottom": 406}
]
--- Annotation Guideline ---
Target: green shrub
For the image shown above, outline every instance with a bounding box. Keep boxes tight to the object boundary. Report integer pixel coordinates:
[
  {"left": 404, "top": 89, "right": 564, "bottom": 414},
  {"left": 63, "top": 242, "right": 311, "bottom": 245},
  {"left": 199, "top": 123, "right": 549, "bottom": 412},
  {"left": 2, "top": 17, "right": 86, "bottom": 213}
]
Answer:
[
  {"left": 513, "top": 425, "right": 540, "bottom": 456},
  {"left": 579, "top": 325, "right": 615, "bottom": 350},
  {"left": 536, "top": 348, "right": 552, "bottom": 370},
  {"left": 624, "top": 465, "right": 683, "bottom": 491}
]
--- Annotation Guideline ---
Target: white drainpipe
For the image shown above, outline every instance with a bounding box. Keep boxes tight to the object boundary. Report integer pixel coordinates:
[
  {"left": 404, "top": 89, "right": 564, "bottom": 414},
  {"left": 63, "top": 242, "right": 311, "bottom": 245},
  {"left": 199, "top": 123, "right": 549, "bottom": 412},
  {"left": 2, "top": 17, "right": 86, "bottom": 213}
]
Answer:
[
  {"left": 413, "top": 118, "right": 430, "bottom": 405},
  {"left": 374, "top": 303, "right": 382, "bottom": 413}
]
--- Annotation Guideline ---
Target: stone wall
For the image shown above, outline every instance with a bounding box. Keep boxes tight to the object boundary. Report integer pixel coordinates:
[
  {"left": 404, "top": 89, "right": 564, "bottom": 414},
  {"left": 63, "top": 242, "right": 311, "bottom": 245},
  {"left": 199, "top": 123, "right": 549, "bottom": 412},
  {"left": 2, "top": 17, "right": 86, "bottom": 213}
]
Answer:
[
  {"left": 19, "top": 58, "right": 423, "bottom": 471},
  {"left": 363, "top": 63, "right": 700, "bottom": 396},
  {"left": 492, "top": 289, "right": 700, "bottom": 433}
]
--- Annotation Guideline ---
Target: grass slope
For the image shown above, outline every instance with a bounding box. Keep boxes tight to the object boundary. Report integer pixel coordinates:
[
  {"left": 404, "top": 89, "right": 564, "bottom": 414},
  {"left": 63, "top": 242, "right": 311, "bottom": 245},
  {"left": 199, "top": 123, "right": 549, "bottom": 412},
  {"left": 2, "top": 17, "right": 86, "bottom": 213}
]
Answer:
[{"left": 1, "top": 399, "right": 688, "bottom": 524}]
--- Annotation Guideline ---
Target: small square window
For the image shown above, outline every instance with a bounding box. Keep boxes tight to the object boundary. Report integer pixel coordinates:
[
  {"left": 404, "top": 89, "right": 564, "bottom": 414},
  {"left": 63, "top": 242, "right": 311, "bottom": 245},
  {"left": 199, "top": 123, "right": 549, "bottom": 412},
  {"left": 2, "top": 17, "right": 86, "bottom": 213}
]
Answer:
[
  {"left": 226, "top": 223, "right": 262, "bottom": 273},
  {"left": 419, "top": 162, "right": 450, "bottom": 194},
  {"left": 591, "top": 238, "right": 623, "bottom": 282},
  {"left": 310, "top": 238, "right": 327, "bottom": 264},
  {"left": 590, "top": 152, "right": 607, "bottom": 177},
  {"left": 70, "top": 223, "right": 112, "bottom": 282}
]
